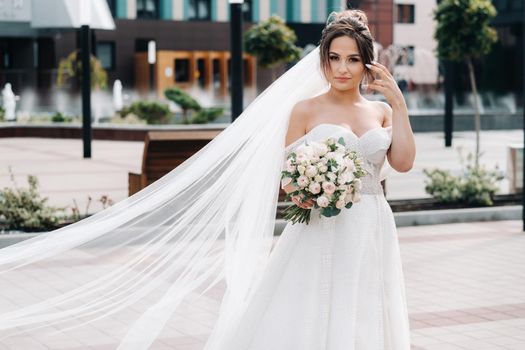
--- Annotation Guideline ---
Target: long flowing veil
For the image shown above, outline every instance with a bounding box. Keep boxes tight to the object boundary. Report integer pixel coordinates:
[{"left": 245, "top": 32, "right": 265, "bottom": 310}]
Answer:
[{"left": 0, "top": 45, "right": 333, "bottom": 349}]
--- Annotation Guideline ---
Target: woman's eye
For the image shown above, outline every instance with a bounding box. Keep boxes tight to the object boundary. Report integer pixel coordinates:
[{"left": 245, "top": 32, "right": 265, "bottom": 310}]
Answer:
[
  {"left": 329, "top": 56, "right": 339, "bottom": 61},
  {"left": 350, "top": 58, "right": 360, "bottom": 62}
]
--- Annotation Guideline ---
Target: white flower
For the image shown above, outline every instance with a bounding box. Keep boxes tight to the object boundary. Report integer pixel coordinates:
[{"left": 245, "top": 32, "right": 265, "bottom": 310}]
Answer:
[
  {"left": 312, "top": 142, "right": 329, "bottom": 157},
  {"left": 353, "top": 178, "right": 362, "bottom": 190},
  {"left": 305, "top": 165, "right": 318, "bottom": 177},
  {"left": 335, "top": 199, "right": 346, "bottom": 209},
  {"left": 296, "top": 153, "right": 308, "bottom": 163},
  {"left": 326, "top": 172, "right": 337, "bottom": 182},
  {"left": 296, "top": 143, "right": 314, "bottom": 157},
  {"left": 335, "top": 144, "right": 346, "bottom": 154},
  {"left": 344, "top": 158, "right": 355, "bottom": 172},
  {"left": 308, "top": 182, "right": 321, "bottom": 194},
  {"left": 322, "top": 181, "right": 336, "bottom": 194},
  {"left": 297, "top": 165, "right": 306, "bottom": 175},
  {"left": 344, "top": 193, "right": 353, "bottom": 203},
  {"left": 325, "top": 152, "right": 337, "bottom": 160},
  {"left": 297, "top": 175, "right": 309, "bottom": 188},
  {"left": 314, "top": 174, "right": 325, "bottom": 183},
  {"left": 337, "top": 173, "right": 349, "bottom": 184},
  {"left": 318, "top": 164, "right": 328, "bottom": 173},
  {"left": 316, "top": 195, "right": 330, "bottom": 208},
  {"left": 326, "top": 138, "right": 336, "bottom": 146}
]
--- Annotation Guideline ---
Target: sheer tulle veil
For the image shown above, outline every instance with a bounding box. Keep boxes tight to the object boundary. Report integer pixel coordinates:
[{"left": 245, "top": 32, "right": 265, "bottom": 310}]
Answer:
[{"left": 0, "top": 40, "right": 390, "bottom": 347}]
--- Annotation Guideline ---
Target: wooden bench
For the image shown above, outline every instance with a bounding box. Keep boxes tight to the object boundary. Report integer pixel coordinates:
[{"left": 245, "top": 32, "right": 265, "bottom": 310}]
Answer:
[
  {"left": 129, "top": 128, "right": 293, "bottom": 201},
  {"left": 128, "top": 129, "right": 224, "bottom": 196}
]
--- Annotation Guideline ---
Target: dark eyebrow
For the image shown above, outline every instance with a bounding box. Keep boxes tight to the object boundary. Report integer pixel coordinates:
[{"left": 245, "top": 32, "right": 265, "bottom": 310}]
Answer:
[{"left": 328, "top": 52, "right": 361, "bottom": 57}]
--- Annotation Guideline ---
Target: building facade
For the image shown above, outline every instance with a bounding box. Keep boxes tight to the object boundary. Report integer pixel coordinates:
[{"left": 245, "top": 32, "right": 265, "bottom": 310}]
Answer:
[{"left": 0, "top": 0, "right": 394, "bottom": 104}]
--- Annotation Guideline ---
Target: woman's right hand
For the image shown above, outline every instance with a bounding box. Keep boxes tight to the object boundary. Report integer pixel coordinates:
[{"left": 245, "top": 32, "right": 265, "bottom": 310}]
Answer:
[
  {"left": 291, "top": 193, "right": 315, "bottom": 209},
  {"left": 282, "top": 181, "right": 315, "bottom": 209}
]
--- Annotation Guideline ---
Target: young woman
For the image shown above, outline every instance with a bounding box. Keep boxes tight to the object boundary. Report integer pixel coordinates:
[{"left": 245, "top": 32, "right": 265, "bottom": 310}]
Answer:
[{"left": 0, "top": 9, "right": 414, "bottom": 350}]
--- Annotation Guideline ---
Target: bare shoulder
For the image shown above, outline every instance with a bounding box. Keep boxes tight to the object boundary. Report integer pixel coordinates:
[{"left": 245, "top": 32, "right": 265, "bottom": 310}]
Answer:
[
  {"left": 370, "top": 100, "right": 392, "bottom": 127},
  {"left": 285, "top": 98, "right": 316, "bottom": 147}
]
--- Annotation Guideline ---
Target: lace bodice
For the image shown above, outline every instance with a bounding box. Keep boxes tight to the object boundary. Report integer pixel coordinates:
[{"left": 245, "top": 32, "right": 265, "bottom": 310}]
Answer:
[{"left": 283, "top": 123, "right": 393, "bottom": 195}]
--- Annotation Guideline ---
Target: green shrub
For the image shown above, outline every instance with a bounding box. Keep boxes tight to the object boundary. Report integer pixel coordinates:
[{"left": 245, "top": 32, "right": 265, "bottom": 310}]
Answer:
[
  {"left": 0, "top": 167, "right": 66, "bottom": 232},
  {"left": 120, "top": 101, "right": 171, "bottom": 124},
  {"left": 423, "top": 148, "right": 504, "bottom": 206},
  {"left": 190, "top": 107, "right": 224, "bottom": 124},
  {"left": 51, "top": 112, "right": 73, "bottom": 123},
  {"left": 164, "top": 87, "right": 201, "bottom": 123},
  {"left": 0, "top": 106, "right": 4, "bottom": 121}
]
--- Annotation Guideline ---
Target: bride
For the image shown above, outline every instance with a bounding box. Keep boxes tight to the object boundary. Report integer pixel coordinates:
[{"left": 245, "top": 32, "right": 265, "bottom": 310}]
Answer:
[{"left": 0, "top": 9, "right": 415, "bottom": 350}]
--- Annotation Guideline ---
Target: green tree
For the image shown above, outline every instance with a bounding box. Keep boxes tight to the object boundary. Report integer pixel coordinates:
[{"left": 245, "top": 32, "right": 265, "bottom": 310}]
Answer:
[
  {"left": 433, "top": 0, "right": 498, "bottom": 168},
  {"left": 56, "top": 50, "right": 108, "bottom": 90},
  {"left": 244, "top": 15, "right": 302, "bottom": 81},
  {"left": 164, "top": 86, "right": 201, "bottom": 123}
]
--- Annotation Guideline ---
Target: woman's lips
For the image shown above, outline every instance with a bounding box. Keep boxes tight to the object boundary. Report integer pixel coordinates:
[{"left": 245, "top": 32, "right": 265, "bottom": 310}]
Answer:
[{"left": 335, "top": 77, "right": 350, "bottom": 81}]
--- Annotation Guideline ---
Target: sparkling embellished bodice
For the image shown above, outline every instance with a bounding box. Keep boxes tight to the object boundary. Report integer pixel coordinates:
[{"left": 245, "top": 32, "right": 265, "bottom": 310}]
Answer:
[{"left": 283, "top": 123, "right": 393, "bottom": 195}]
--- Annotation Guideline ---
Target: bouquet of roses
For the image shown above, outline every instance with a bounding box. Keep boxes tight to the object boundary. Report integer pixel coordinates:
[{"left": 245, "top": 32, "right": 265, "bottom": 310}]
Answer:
[{"left": 281, "top": 136, "right": 367, "bottom": 225}]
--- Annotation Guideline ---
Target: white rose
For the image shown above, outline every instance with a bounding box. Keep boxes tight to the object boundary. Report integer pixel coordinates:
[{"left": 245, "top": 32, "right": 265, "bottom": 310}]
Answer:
[
  {"left": 313, "top": 142, "right": 329, "bottom": 157},
  {"left": 318, "top": 165, "right": 328, "bottom": 173},
  {"left": 335, "top": 199, "right": 346, "bottom": 209},
  {"left": 296, "top": 143, "right": 314, "bottom": 157},
  {"left": 296, "top": 153, "right": 308, "bottom": 163},
  {"left": 305, "top": 165, "right": 318, "bottom": 177},
  {"left": 344, "top": 158, "right": 355, "bottom": 172},
  {"left": 337, "top": 173, "right": 348, "bottom": 184},
  {"left": 308, "top": 182, "right": 321, "bottom": 194},
  {"left": 326, "top": 138, "right": 336, "bottom": 146},
  {"left": 322, "top": 181, "right": 336, "bottom": 194},
  {"left": 326, "top": 172, "right": 337, "bottom": 182},
  {"left": 344, "top": 171, "right": 355, "bottom": 183},
  {"left": 335, "top": 144, "right": 346, "bottom": 154},
  {"left": 297, "top": 165, "right": 306, "bottom": 175},
  {"left": 314, "top": 174, "right": 325, "bottom": 183},
  {"left": 316, "top": 195, "right": 330, "bottom": 208},
  {"left": 325, "top": 152, "right": 337, "bottom": 160},
  {"left": 353, "top": 178, "right": 362, "bottom": 190},
  {"left": 297, "top": 175, "right": 309, "bottom": 188}
]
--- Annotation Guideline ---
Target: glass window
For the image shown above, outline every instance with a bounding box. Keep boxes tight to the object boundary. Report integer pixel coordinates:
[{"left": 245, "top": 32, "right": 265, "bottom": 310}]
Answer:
[
  {"left": 188, "top": 0, "right": 211, "bottom": 21},
  {"left": 175, "top": 59, "right": 190, "bottom": 82},
  {"left": 396, "top": 4, "right": 415, "bottom": 24},
  {"left": 96, "top": 41, "right": 116, "bottom": 70},
  {"left": 137, "top": 0, "right": 159, "bottom": 19}
]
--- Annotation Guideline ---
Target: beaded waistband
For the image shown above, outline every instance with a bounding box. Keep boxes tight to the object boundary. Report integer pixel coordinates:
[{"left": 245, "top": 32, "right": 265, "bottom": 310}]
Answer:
[{"left": 359, "top": 179, "right": 384, "bottom": 195}]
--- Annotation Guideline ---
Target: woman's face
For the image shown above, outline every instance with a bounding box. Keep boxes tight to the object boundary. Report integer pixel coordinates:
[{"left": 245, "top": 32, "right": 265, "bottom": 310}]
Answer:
[{"left": 326, "top": 35, "right": 366, "bottom": 91}]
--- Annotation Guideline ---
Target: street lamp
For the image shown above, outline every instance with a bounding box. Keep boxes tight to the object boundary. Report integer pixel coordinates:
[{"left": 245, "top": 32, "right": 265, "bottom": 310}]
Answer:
[
  {"left": 229, "top": 0, "right": 244, "bottom": 121},
  {"left": 148, "top": 40, "right": 156, "bottom": 95},
  {"left": 80, "top": 0, "right": 92, "bottom": 158}
]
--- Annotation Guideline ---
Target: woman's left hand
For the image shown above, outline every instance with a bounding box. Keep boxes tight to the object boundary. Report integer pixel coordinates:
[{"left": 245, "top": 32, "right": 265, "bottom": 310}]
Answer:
[{"left": 365, "top": 61, "right": 405, "bottom": 108}]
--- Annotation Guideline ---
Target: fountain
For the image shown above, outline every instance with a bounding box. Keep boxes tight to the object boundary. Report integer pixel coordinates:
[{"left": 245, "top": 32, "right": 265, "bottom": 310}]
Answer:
[{"left": 2, "top": 83, "right": 17, "bottom": 121}]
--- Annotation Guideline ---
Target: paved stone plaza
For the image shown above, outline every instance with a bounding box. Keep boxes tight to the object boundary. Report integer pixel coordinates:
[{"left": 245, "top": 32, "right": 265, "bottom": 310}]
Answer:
[
  {"left": 0, "top": 130, "right": 524, "bottom": 349},
  {"left": 0, "top": 220, "right": 523, "bottom": 349}
]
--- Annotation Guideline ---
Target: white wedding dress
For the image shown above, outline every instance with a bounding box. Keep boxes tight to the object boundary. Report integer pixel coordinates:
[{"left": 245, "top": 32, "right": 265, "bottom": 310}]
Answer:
[{"left": 213, "top": 123, "right": 411, "bottom": 350}]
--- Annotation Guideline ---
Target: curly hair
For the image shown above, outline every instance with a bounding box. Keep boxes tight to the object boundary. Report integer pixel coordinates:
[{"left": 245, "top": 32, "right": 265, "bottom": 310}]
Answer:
[{"left": 319, "top": 9, "right": 375, "bottom": 85}]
